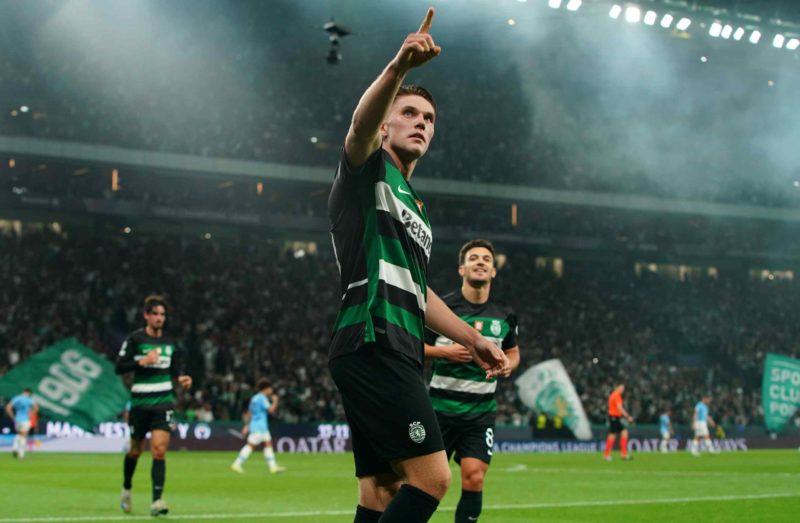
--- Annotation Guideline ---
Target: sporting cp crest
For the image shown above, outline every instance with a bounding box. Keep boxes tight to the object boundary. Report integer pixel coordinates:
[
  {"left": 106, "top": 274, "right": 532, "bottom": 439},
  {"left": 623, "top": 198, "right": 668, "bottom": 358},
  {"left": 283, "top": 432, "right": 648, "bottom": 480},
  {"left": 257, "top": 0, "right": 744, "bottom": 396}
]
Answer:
[
  {"left": 490, "top": 320, "right": 502, "bottom": 336},
  {"left": 408, "top": 421, "right": 426, "bottom": 444}
]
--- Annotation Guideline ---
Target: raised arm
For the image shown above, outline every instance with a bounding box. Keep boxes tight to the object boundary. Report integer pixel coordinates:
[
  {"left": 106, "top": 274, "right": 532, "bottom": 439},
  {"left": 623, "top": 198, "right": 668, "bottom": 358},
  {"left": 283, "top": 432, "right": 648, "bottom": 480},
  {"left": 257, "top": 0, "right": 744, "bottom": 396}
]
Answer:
[
  {"left": 268, "top": 394, "right": 279, "bottom": 415},
  {"left": 344, "top": 7, "right": 441, "bottom": 168},
  {"left": 425, "top": 288, "right": 508, "bottom": 378},
  {"left": 4, "top": 401, "right": 12, "bottom": 420}
]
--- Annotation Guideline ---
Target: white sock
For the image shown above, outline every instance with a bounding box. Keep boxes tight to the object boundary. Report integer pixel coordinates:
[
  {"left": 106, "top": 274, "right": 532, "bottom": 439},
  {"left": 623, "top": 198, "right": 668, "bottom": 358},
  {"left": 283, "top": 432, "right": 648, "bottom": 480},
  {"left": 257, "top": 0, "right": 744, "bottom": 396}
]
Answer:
[
  {"left": 703, "top": 439, "right": 714, "bottom": 451},
  {"left": 264, "top": 446, "right": 277, "bottom": 468},
  {"left": 18, "top": 437, "right": 26, "bottom": 458},
  {"left": 12, "top": 435, "right": 19, "bottom": 452},
  {"left": 660, "top": 439, "right": 668, "bottom": 452},
  {"left": 235, "top": 445, "right": 252, "bottom": 465}
]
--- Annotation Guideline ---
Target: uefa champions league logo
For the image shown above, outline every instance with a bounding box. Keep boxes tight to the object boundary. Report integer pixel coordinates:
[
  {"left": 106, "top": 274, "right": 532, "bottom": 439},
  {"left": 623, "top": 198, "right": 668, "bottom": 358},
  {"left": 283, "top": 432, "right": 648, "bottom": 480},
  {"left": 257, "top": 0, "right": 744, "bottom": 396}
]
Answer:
[{"left": 408, "top": 421, "right": 426, "bottom": 443}]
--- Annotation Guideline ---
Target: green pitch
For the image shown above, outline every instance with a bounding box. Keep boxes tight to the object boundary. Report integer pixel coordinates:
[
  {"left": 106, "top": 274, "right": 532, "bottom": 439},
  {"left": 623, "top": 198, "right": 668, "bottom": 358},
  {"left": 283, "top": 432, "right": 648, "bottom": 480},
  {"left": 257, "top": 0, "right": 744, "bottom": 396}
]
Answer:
[{"left": 1, "top": 451, "right": 799, "bottom": 522}]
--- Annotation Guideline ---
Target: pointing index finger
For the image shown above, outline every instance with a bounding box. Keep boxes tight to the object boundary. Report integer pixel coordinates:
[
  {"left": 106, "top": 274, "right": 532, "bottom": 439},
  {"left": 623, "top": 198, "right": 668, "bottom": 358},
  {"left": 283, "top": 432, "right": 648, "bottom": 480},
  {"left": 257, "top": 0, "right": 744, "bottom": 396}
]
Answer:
[{"left": 418, "top": 7, "right": 434, "bottom": 34}]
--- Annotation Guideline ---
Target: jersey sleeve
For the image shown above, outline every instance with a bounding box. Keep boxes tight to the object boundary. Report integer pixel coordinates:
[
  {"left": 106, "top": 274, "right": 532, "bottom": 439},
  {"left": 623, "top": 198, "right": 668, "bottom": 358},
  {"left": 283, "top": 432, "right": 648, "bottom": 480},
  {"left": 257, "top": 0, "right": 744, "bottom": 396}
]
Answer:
[
  {"left": 423, "top": 327, "right": 439, "bottom": 345},
  {"left": 336, "top": 147, "right": 382, "bottom": 186},
  {"left": 503, "top": 311, "right": 519, "bottom": 350},
  {"left": 115, "top": 337, "right": 137, "bottom": 374}
]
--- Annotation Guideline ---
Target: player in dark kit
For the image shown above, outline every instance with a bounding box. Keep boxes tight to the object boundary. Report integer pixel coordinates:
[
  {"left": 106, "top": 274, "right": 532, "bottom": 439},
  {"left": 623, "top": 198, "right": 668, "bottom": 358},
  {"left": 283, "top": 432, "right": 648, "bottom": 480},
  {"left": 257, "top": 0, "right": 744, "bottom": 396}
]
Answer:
[
  {"left": 327, "top": 8, "right": 509, "bottom": 523},
  {"left": 115, "top": 295, "right": 192, "bottom": 517},
  {"left": 425, "top": 239, "right": 520, "bottom": 523}
]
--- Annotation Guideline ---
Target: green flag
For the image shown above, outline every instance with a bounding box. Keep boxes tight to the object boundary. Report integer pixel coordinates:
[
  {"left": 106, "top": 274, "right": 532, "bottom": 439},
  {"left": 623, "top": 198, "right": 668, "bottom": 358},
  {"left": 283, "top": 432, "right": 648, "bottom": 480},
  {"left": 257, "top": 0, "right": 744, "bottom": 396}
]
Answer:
[
  {"left": 0, "top": 338, "right": 129, "bottom": 431},
  {"left": 762, "top": 353, "right": 800, "bottom": 434}
]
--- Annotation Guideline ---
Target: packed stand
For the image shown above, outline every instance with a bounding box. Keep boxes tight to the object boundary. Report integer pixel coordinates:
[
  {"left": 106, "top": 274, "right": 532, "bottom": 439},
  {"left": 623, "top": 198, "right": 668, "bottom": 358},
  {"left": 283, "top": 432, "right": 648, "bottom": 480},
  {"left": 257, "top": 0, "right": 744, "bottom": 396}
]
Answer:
[
  {"left": 2, "top": 229, "right": 797, "bottom": 431},
  {"left": 1, "top": 1, "right": 797, "bottom": 207}
]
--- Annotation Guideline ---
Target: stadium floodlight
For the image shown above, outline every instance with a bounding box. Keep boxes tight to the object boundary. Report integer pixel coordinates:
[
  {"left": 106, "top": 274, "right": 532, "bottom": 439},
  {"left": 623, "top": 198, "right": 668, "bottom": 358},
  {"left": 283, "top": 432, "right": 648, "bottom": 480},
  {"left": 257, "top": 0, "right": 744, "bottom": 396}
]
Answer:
[
  {"left": 721, "top": 25, "right": 733, "bottom": 39},
  {"left": 548, "top": 0, "right": 562, "bottom": 8},
  {"left": 644, "top": 11, "right": 657, "bottom": 26},
  {"left": 773, "top": 34, "right": 785, "bottom": 48},
  {"left": 676, "top": 17, "right": 691, "bottom": 31},
  {"left": 733, "top": 27, "right": 745, "bottom": 41},
  {"left": 625, "top": 6, "right": 641, "bottom": 24},
  {"left": 787, "top": 38, "right": 800, "bottom": 50},
  {"left": 709, "top": 22, "right": 722, "bottom": 37},
  {"left": 609, "top": 5, "right": 622, "bottom": 19},
  {"left": 566, "top": 0, "right": 582, "bottom": 11},
  {"left": 749, "top": 30, "right": 761, "bottom": 44},
  {"left": 660, "top": 14, "right": 674, "bottom": 28}
]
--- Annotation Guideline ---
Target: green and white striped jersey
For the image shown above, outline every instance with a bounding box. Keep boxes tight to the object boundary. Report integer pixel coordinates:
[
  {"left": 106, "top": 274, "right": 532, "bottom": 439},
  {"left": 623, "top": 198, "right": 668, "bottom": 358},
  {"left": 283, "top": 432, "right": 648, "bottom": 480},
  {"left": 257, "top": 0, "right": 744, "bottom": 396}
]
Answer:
[
  {"left": 425, "top": 291, "right": 518, "bottom": 424},
  {"left": 328, "top": 148, "right": 432, "bottom": 364},
  {"left": 115, "top": 329, "right": 181, "bottom": 409}
]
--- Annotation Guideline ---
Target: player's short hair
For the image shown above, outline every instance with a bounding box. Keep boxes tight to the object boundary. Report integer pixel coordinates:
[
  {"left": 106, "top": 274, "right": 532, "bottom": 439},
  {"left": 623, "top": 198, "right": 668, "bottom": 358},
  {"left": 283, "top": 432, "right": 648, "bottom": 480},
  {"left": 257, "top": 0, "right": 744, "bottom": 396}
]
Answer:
[
  {"left": 395, "top": 84, "right": 437, "bottom": 114},
  {"left": 256, "top": 379, "right": 272, "bottom": 391},
  {"left": 459, "top": 239, "right": 496, "bottom": 266},
  {"left": 23, "top": 387, "right": 32, "bottom": 394},
  {"left": 143, "top": 294, "right": 167, "bottom": 314}
]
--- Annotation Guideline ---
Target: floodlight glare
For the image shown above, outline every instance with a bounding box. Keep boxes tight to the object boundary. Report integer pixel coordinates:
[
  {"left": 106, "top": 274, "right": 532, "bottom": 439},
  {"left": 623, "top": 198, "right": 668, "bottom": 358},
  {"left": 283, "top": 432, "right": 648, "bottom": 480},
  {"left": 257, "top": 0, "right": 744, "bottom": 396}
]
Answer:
[
  {"left": 609, "top": 5, "right": 622, "bottom": 19},
  {"left": 644, "top": 11, "right": 657, "bottom": 26},
  {"left": 749, "top": 30, "right": 761, "bottom": 44},
  {"left": 787, "top": 38, "right": 800, "bottom": 50},
  {"left": 566, "top": 0, "right": 582, "bottom": 11},
  {"left": 625, "top": 6, "right": 641, "bottom": 23},
  {"left": 733, "top": 27, "right": 745, "bottom": 41},
  {"left": 773, "top": 34, "right": 785, "bottom": 48},
  {"left": 721, "top": 25, "right": 733, "bottom": 39},
  {"left": 660, "top": 14, "right": 674, "bottom": 28},
  {"left": 709, "top": 22, "right": 722, "bottom": 37},
  {"left": 548, "top": 0, "right": 562, "bottom": 8},
  {"left": 676, "top": 17, "right": 691, "bottom": 31}
]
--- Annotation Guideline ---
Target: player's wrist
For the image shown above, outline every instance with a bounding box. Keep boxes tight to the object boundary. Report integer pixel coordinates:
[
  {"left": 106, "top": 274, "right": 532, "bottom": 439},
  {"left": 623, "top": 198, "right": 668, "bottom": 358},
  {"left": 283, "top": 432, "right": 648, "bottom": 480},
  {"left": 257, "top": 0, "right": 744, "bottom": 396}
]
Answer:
[{"left": 387, "top": 58, "right": 411, "bottom": 79}]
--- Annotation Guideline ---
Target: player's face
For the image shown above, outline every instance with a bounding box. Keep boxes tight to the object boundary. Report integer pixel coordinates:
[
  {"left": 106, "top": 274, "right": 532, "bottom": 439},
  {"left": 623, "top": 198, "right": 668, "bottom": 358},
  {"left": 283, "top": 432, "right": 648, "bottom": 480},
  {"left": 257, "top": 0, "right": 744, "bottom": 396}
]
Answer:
[
  {"left": 381, "top": 95, "right": 435, "bottom": 161},
  {"left": 459, "top": 247, "right": 496, "bottom": 285},
  {"left": 144, "top": 305, "right": 166, "bottom": 331}
]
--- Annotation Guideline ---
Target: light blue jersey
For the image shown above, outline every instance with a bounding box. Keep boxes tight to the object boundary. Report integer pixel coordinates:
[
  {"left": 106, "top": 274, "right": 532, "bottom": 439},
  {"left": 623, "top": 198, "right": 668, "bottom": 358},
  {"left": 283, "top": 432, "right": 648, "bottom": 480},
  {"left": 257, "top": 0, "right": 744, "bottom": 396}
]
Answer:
[
  {"left": 11, "top": 394, "right": 35, "bottom": 424},
  {"left": 248, "top": 392, "right": 272, "bottom": 434},
  {"left": 695, "top": 401, "right": 708, "bottom": 422},
  {"left": 659, "top": 414, "right": 670, "bottom": 433}
]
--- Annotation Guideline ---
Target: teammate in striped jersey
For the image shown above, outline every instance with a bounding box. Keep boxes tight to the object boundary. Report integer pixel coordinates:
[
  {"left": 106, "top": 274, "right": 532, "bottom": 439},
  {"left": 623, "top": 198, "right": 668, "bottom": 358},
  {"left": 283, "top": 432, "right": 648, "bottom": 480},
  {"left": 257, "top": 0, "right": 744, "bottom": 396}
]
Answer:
[
  {"left": 327, "top": 8, "right": 509, "bottom": 523},
  {"left": 115, "top": 295, "right": 192, "bottom": 517},
  {"left": 424, "top": 239, "right": 520, "bottom": 523}
]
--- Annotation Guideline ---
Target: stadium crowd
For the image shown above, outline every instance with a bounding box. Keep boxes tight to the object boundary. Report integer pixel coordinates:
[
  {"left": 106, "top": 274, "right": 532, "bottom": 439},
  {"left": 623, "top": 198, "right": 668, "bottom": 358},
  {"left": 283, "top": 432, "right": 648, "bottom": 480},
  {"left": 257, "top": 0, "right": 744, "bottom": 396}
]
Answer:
[
  {"left": 2, "top": 229, "right": 796, "bottom": 431},
  {"left": 1, "top": 1, "right": 797, "bottom": 207}
]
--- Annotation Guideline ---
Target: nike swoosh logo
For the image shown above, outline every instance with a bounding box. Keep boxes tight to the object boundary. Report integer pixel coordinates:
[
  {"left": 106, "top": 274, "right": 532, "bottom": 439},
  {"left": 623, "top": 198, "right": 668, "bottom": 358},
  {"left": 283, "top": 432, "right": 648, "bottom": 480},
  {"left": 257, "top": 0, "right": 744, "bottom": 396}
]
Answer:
[{"left": 397, "top": 185, "right": 412, "bottom": 196}]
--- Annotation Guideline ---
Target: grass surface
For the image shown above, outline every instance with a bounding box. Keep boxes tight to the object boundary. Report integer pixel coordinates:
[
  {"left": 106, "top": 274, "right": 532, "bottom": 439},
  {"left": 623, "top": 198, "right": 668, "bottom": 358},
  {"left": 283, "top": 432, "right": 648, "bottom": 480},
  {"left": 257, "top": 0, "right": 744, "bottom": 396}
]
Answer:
[{"left": 1, "top": 450, "right": 799, "bottom": 522}]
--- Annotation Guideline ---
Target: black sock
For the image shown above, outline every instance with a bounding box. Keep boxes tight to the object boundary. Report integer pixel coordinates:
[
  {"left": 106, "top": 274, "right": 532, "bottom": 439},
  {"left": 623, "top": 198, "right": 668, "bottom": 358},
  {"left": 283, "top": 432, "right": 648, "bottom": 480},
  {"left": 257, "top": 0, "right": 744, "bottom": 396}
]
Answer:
[
  {"left": 455, "top": 490, "right": 483, "bottom": 523},
  {"left": 379, "top": 484, "right": 439, "bottom": 523},
  {"left": 151, "top": 459, "right": 165, "bottom": 501},
  {"left": 123, "top": 455, "right": 138, "bottom": 490},
  {"left": 354, "top": 505, "right": 383, "bottom": 523}
]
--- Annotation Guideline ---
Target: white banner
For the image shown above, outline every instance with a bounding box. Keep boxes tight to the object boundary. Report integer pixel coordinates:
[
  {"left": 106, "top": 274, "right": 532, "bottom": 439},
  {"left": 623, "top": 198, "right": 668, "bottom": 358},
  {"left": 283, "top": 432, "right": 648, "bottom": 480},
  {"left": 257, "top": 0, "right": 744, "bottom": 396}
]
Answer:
[{"left": 515, "top": 359, "right": 592, "bottom": 440}]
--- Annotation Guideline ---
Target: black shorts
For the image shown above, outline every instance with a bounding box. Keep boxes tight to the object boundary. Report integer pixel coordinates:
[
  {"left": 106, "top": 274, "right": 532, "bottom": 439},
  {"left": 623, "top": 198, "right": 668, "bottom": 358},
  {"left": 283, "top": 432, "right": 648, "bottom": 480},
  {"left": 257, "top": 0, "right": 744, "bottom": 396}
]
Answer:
[
  {"left": 329, "top": 344, "right": 445, "bottom": 477},
  {"left": 437, "top": 413, "right": 495, "bottom": 465},
  {"left": 608, "top": 416, "right": 624, "bottom": 434},
  {"left": 128, "top": 406, "right": 176, "bottom": 440}
]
